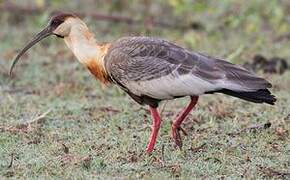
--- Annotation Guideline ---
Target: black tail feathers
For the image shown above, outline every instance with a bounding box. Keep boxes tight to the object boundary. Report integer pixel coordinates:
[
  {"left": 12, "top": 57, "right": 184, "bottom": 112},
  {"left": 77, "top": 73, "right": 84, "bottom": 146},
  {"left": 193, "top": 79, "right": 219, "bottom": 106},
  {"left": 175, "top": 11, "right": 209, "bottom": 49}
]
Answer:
[{"left": 207, "top": 89, "right": 276, "bottom": 105}]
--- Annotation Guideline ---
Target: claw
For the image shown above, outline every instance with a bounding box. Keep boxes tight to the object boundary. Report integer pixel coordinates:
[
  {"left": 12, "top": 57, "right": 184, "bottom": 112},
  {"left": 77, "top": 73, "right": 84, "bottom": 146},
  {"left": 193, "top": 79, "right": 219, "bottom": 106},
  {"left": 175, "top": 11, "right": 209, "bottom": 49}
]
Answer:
[
  {"left": 170, "top": 96, "right": 198, "bottom": 149},
  {"left": 171, "top": 125, "right": 185, "bottom": 149},
  {"left": 179, "top": 126, "right": 188, "bottom": 136}
]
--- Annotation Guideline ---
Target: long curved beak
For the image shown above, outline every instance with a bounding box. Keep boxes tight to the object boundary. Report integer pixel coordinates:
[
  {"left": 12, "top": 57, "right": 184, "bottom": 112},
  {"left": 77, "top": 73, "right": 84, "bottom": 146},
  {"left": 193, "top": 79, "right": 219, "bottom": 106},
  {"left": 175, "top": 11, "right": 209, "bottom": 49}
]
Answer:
[{"left": 10, "top": 26, "right": 53, "bottom": 76}]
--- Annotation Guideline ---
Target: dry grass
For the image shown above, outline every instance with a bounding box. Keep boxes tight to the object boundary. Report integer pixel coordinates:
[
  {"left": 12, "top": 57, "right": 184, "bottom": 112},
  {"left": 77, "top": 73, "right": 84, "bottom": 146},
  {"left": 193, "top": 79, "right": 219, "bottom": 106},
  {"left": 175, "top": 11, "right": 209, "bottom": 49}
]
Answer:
[{"left": 1, "top": 1, "right": 290, "bottom": 178}]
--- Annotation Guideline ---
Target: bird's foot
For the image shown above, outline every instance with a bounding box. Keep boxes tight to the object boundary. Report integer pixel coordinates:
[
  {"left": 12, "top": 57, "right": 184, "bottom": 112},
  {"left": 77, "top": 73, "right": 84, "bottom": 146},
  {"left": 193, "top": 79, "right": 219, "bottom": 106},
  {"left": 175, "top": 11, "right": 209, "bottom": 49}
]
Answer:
[
  {"left": 146, "top": 142, "right": 155, "bottom": 153},
  {"left": 171, "top": 124, "right": 187, "bottom": 149}
]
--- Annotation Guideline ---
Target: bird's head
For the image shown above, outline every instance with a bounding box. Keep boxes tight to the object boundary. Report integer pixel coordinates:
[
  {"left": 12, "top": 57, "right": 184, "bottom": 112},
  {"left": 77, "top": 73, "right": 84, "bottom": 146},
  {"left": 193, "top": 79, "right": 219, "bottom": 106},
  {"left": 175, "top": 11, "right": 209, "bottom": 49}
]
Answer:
[{"left": 10, "top": 12, "right": 81, "bottom": 75}]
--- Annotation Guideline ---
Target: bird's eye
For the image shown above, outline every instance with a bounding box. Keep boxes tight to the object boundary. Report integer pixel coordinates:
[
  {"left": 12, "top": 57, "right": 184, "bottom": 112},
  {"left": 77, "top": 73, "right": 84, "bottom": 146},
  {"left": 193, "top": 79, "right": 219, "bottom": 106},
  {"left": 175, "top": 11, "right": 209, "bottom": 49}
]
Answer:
[{"left": 50, "top": 19, "right": 63, "bottom": 27}]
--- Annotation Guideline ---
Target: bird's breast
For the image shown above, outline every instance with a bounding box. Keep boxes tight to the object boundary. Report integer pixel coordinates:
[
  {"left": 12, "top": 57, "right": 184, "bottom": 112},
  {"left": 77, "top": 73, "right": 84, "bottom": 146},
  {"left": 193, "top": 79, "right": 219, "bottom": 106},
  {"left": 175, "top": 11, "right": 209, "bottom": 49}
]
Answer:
[{"left": 85, "top": 58, "right": 111, "bottom": 84}]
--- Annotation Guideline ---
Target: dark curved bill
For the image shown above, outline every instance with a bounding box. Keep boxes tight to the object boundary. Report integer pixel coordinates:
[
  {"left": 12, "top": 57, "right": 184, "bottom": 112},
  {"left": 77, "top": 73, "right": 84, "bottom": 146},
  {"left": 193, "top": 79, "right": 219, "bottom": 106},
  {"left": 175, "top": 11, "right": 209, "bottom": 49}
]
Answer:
[{"left": 10, "top": 26, "right": 52, "bottom": 76}]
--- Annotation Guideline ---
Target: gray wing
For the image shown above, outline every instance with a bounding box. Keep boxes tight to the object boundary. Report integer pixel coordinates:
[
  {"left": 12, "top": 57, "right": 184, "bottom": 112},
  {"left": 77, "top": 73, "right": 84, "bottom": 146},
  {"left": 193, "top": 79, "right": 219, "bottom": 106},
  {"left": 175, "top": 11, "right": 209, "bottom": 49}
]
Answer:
[{"left": 104, "top": 36, "right": 271, "bottom": 99}]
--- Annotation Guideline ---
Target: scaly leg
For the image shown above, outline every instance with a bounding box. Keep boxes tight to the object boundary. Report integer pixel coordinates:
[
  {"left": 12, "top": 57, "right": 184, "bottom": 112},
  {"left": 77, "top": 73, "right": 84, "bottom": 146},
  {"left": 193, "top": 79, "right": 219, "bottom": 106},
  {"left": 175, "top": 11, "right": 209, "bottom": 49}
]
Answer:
[
  {"left": 146, "top": 106, "right": 162, "bottom": 153},
  {"left": 171, "top": 96, "right": 198, "bottom": 149}
]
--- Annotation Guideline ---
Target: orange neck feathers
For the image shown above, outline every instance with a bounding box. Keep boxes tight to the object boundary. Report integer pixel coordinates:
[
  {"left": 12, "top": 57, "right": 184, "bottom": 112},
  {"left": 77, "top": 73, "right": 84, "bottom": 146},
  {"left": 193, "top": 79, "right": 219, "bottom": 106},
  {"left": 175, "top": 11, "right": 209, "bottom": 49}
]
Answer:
[
  {"left": 63, "top": 19, "right": 111, "bottom": 84},
  {"left": 84, "top": 44, "right": 111, "bottom": 84}
]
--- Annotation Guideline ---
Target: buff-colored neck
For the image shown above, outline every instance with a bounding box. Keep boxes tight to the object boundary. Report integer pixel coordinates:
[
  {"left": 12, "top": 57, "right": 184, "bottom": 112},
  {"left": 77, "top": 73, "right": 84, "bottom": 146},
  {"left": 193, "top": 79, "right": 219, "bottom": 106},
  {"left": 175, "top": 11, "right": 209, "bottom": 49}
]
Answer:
[
  {"left": 63, "top": 20, "right": 110, "bottom": 84},
  {"left": 64, "top": 22, "right": 102, "bottom": 64}
]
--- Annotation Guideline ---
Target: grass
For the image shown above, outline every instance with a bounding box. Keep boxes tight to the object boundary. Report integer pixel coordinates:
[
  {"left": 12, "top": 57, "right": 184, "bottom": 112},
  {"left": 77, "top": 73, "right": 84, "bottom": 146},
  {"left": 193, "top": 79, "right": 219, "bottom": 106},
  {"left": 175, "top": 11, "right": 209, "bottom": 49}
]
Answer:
[{"left": 1, "top": 1, "right": 290, "bottom": 179}]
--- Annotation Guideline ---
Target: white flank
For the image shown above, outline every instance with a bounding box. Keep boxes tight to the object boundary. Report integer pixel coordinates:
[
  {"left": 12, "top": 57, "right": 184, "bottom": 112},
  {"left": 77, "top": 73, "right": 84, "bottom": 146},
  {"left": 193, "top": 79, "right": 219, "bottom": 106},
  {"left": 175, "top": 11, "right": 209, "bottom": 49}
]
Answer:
[{"left": 125, "top": 71, "right": 218, "bottom": 99}]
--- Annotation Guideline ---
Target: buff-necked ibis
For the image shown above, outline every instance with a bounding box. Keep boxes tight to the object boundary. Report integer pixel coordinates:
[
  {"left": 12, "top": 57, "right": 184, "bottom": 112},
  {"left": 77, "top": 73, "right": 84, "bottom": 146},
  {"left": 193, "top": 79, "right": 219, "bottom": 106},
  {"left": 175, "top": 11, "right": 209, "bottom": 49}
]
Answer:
[{"left": 10, "top": 13, "right": 276, "bottom": 153}]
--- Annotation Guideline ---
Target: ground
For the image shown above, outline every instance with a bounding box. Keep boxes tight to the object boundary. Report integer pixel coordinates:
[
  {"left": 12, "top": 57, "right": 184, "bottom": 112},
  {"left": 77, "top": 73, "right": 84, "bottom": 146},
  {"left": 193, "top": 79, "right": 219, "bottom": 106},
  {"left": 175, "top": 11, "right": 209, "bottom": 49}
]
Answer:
[{"left": 0, "top": 1, "right": 290, "bottom": 179}]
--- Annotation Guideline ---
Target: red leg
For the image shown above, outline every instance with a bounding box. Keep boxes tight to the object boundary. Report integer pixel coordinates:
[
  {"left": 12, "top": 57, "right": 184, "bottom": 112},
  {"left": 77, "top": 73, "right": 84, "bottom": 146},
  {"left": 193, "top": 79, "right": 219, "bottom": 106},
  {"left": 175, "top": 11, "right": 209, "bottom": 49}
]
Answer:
[
  {"left": 172, "top": 96, "right": 198, "bottom": 148},
  {"left": 146, "top": 106, "right": 162, "bottom": 153}
]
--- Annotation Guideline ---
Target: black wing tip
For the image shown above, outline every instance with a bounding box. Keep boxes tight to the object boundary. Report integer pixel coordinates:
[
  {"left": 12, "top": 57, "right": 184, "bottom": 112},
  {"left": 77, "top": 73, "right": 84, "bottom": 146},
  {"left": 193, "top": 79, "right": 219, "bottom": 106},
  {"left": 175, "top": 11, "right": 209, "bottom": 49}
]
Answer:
[
  {"left": 264, "top": 94, "right": 277, "bottom": 105},
  {"left": 241, "top": 88, "right": 277, "bottom": 105},
  {"left": 258, "top": 89, "right": 277, "bottom": 105},
  {"left": 210, "top": 88, "right": 277, "bottom": 105}
]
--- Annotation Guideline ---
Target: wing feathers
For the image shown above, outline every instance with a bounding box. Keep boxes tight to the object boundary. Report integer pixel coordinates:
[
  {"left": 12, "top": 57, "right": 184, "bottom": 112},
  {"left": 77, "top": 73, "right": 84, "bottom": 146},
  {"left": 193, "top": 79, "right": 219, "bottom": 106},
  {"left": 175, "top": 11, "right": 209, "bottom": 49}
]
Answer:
[
  {"left": 213, "top": 59, "right": 272, "bottom": 91},
  {"left": 105, "top": 37, "right": 273, "bottom": 100}
]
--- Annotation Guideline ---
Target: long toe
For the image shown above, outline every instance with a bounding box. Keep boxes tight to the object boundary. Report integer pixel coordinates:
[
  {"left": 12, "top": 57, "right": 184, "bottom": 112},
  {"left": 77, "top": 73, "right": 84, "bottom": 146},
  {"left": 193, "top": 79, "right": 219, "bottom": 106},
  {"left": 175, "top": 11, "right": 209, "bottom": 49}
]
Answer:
[
  {"left": 171, "top": 126, "right": 183, "bottom": 149},
  {"left": 179, "top": 126, "right": 188, "bottom": 136}
]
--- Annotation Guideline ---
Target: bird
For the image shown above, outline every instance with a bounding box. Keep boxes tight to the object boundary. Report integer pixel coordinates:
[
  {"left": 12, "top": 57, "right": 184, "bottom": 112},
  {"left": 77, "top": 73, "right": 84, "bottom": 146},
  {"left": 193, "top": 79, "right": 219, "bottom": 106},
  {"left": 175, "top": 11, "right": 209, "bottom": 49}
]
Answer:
[{"left": 10, "top": 13, "right": 276, "bottom": 153}]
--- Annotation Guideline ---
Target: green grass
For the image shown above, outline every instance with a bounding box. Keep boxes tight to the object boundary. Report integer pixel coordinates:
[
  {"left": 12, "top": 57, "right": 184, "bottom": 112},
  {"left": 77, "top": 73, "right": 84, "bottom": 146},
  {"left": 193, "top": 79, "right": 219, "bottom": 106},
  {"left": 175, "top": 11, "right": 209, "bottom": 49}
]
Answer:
[{"left": 1, "top": 1, "right": 290, "bottom": 179}]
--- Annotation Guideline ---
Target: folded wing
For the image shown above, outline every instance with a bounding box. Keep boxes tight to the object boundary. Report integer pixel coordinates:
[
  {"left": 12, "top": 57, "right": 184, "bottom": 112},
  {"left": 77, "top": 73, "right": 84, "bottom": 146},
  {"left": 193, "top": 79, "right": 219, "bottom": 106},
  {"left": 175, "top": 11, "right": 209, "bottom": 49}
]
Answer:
[{"left": 104, "top": 37, "right": 275, "bottom": 104}]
